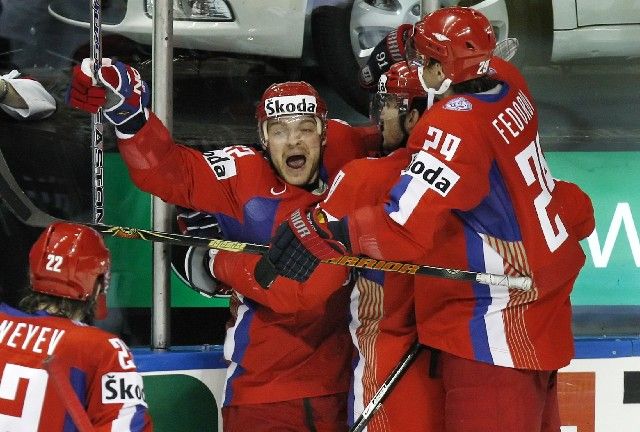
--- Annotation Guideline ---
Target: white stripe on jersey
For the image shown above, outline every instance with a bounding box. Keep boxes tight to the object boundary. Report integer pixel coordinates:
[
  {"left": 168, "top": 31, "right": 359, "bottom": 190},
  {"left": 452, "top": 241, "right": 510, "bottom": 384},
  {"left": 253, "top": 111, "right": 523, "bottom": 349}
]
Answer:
[
  {"left": 349, "top": 284, "right": 366, "bottom": 428},
  {"left": 481, "top": 241, "right": 514, "bottom": 367}
]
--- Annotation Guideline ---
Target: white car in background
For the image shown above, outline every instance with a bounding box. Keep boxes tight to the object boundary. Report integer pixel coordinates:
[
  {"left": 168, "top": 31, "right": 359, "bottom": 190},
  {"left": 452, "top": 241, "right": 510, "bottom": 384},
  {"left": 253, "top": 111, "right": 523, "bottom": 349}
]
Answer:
[{"left": 47, "top": 0, "right": 640, "bottom": 111}]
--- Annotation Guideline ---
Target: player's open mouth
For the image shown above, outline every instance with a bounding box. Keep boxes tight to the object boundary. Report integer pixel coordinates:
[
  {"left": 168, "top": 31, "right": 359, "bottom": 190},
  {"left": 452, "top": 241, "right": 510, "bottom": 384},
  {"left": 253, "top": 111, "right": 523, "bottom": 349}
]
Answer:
[{"left": 286, "top": 155, "right": 306, "bottom": 169}]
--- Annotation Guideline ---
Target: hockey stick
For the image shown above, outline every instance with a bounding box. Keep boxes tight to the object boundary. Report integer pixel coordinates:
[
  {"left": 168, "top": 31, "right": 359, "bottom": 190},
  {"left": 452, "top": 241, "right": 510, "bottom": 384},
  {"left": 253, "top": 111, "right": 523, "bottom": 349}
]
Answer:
[
  {"left": 349, "top": 342, "right": 424, "bottom": 432},
  {"left": 43, "top": 355, "right": 96, "bottom": 432},
  {"left": 90, "top": 0, "right": 105, "bottom": 223},
  {"left": 0, "top": 147, "right": 532, "bottom": 290}
]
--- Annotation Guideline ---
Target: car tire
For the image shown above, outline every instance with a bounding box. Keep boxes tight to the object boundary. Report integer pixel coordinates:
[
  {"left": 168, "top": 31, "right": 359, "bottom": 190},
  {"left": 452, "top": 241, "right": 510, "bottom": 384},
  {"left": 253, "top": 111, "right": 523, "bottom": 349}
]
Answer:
[
  {"left": 312, "top": 4, "right": 370, "bottom": 115},
  {"left": 506, "top": 0, "right": 553, "bottom": 65}
]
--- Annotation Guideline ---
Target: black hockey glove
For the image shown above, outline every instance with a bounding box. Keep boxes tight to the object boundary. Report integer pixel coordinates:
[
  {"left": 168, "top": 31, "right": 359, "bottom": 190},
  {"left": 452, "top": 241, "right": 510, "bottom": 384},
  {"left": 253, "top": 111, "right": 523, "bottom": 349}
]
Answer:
[
  {"left": 359, "top": 23, "right": 413, "bottom": 90},
  {"left": 254, "top": 208, "right": 350, "bottom": 288}
]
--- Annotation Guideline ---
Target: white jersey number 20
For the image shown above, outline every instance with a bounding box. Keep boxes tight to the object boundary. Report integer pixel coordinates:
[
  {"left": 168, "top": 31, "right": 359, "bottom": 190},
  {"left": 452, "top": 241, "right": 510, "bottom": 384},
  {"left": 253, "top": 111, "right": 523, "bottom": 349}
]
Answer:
[
  {"left": 0, "top": 363, "right": 48, "bottom": 431},
  {"left": 515, "top": 133, "right": 568, "bottom": 252}
]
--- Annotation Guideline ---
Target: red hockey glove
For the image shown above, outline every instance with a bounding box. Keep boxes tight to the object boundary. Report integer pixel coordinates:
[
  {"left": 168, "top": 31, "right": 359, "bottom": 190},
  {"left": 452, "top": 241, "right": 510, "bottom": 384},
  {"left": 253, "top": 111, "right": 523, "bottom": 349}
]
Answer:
[
  {"left": 68, "top": 58, "right": 150, "bottom": 134},
  {"left": 254, "top": 208, "right": 350, "bottom": 287},
  {"left": 67, "top": 58, "right": 107, "bottom": 113},
  {"left": 97, "top": 60, "right": 150, "bottom": 128},
  {"left": 359, "top": 23, "right": 413, "bottom": 90}
]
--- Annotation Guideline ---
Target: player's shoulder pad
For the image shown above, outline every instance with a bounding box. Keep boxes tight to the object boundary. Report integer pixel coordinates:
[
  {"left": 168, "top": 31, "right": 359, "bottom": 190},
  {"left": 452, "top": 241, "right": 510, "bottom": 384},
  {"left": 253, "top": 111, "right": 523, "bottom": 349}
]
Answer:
[{"left": 202, "top": 145, "right": 257, "bottom": 180}]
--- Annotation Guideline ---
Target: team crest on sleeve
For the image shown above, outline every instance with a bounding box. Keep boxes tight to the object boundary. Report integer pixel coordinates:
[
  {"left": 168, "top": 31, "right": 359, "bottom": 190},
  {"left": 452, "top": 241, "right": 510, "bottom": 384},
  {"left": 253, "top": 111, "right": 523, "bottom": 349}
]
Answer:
[
  {"left": 203, "top": 149, "right": 238, "bottom": 180},
  {"left": 102, "top": 372, "right": 148, "bottom": 407},
  {"left": 444, "top": 97, "right": 473, "bottom": 112}
]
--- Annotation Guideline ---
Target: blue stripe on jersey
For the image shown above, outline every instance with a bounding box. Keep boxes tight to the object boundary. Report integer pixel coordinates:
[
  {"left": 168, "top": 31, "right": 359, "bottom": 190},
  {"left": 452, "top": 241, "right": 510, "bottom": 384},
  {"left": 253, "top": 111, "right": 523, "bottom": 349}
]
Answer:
[
  {"left": 468, "top": 82, "right": 510, "bottom": 103},
  {"left": 359, "top": 268, "right": 384, "bottom": 286},
  {"left": 224, "top": 363, "right": 246, "bottom": 407},
  {"left": 0, "top": 303, "right": 48, "bottom": 317},
  {"left": 64, "top": 368, "right": 87, "bottom": 432},
  {"left": 216, "top": 197, "right": 280, "bottom": 244},
  {"left": 129, "top": 405, "right": 149, "bottom": 431},
  {"left": 465, "top": 225, "right": 494, "bottom": 364},
  {"left": 384, "top": 174, "right": 412, "bottom": 215},
  {"left": 455, "top": 162, "right": 522, "bottom": 242}
]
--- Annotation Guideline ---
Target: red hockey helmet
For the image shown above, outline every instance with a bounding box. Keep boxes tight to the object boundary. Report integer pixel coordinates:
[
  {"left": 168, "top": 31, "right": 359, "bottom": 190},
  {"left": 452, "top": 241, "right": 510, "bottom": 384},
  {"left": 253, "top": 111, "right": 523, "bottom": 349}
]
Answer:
[
  {"left": 371, "top": 61, "right": 427, "bottom": 124},
  {"left": 255, "top": 81, "right": 328, "bottom": 147},
  {"left": 407, "top": 6, "right": 496, "bottom": 84},
  {"left": 29, "top": 222, "right": 111, "bottom": 302}
]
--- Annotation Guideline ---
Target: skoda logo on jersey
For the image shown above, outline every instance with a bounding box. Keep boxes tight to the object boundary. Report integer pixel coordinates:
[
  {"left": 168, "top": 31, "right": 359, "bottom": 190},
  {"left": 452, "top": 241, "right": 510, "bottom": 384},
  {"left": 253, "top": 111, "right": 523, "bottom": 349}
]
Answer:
[
  {"left": 405, "top": 152, "right": 460, "bottom": 197},
  {"left": 444, "top": 97, "right": 473, "bottom": 112},
  {"left": 102, "top": 372, "right": 148, "bottom": 407},
  {"left": 265, "top": 95, "right": 317, "bottom": 118}
]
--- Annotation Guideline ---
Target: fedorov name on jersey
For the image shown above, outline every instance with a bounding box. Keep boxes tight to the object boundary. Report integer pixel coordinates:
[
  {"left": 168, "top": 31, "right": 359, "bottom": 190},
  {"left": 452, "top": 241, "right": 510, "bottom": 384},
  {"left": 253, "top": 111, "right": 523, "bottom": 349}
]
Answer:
[
  {"left": 102, "top": 371, "right": 148, "bottom": 407},
  {"left": 265, "top": 96, "right": 317, "bottom": 118}
]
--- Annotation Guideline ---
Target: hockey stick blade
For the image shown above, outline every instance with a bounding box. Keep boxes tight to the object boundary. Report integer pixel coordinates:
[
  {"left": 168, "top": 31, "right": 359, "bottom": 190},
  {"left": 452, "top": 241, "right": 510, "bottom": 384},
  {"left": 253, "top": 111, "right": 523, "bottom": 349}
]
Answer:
[
  {"left": 0, "top": 146, "right": 532, "bottom": 290},
  {"left": 349, "top": 342, "right": 423, "bottom": 432},
  {"left": 43, "top": 355, "right": 96, "bottom": 432},
  {"left": 0, "top": 147, "right": 57, "bottom": 227}
]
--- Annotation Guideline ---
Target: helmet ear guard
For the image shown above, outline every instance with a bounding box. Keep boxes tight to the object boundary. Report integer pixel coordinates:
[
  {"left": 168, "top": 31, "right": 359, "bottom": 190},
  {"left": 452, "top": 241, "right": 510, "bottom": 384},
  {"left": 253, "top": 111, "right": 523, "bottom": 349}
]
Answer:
[
  {"left": 256, "top": 81, "right": 328, "bottom": 148},
  {"left": 29, "top": 222, "right": 111, "bottom": 305}
]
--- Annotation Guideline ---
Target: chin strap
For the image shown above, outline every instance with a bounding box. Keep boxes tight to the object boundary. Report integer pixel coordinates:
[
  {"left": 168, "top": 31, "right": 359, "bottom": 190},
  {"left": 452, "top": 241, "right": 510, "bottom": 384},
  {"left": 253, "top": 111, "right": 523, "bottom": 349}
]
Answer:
[{"left": 417, "top": 66, "right": 452, "bottom": 109}]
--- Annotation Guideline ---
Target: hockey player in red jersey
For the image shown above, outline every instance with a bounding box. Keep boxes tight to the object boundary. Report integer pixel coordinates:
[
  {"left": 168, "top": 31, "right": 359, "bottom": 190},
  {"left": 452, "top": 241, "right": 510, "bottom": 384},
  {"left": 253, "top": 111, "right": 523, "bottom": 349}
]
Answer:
[
  {"left": 181, "top": 62, "right": 445, "bottom": 432},
  {"left": 322, "top": 62, "right": 445, "bottom": 431},
  {"left": 68, "top": 60, "right": 380, "bottom": 430},
  {"left": 262, "top": 7, "right": 595, "bottom": 432},
  {"left": 0, "top": 221, "right": 152, "bottom": 432}
]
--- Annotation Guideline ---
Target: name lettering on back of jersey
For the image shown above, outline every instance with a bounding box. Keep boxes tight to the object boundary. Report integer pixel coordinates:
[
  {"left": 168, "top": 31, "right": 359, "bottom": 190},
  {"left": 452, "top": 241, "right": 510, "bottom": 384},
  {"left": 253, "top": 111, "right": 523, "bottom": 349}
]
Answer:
[
  {"left": 264, "top": 95, "right": 317, "bottom": 118},
  {"left": 0, "top": 319, "right": 65, "bottom": 355},
  {"left": 405, "top": 152, "right": 460, "bottom": 197},
  {"left": 102, "top": 372, "right": 147, "bottom": 407},
  {"left": 491, "top": 89, "right": 535, "bottom": 144}
]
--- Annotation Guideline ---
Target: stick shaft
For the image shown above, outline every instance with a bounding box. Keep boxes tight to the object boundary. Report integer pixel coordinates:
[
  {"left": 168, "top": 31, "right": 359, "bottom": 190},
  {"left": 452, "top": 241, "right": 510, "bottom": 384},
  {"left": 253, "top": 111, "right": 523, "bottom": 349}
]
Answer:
[
  {"left": 90, "top": 0, "right": 104, "bottom": 224},
  {"left": 0, "top": 145, "right": 532, "bottom": 290},
  {"left": 43, "top": 356, "right": 96, "bottom": 432},
  {"left": 349, "top": 343, "right": 423, "bottom": 432}
]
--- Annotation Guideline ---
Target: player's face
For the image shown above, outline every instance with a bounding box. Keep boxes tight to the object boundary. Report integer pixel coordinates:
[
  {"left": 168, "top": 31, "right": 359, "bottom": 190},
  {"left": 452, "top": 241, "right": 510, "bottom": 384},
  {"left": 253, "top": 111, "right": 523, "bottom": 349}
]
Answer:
[
  {"left": 421, "top": 62, "right": 445, "bottom": 89},
  {"left": 380, "top": 98, "right": 405, "bottom": 152},
  {"left": 266, "top": 116, "right": 323, "bottom": 186}
]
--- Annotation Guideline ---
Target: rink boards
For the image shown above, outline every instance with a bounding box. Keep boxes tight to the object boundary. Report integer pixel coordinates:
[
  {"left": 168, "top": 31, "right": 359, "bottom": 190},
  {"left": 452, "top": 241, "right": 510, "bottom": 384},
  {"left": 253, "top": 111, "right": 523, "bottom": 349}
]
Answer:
[{"left": 133, "top": 337, "right": 640, "bottom": 432}]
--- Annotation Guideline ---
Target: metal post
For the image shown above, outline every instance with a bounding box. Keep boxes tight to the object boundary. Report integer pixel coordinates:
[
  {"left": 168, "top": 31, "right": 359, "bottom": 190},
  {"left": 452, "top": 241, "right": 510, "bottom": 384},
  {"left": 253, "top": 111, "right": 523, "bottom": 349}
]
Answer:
[
  {"left": 421, "top": 0, "right": 439, "bottom": 17},
  {"left": 150, "top": 0, "right": 173, "bottom": 351}
]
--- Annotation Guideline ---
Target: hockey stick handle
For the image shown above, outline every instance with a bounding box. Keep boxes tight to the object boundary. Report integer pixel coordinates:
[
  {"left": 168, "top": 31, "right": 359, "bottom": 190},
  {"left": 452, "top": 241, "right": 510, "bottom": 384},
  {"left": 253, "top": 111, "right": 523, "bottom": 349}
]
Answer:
[
  {"left": 43, "top": 355, "right": 96, "bottom": 432},
  {"left": 90, "top": 0, "right": 105, "bottom": 224},
  {"left": 349, "top": 342, "right": 424, "bottom": 432},
  {"left": 73, "top": 221, "right": 531, "bottom": 290}
]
